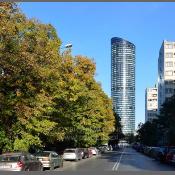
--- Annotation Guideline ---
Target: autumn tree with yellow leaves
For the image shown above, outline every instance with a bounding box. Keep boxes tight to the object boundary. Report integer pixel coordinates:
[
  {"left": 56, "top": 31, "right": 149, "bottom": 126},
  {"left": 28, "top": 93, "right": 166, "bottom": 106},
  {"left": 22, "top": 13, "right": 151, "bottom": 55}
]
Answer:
[{"left": 0, "top": 2, "right": 115, "bottom": 151}]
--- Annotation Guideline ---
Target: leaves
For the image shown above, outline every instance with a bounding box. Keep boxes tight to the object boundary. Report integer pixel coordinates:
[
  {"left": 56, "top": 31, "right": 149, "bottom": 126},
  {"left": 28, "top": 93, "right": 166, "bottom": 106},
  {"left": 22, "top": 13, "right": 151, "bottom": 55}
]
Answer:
[
  {"left": 0, "top": 2, "right": 115, "bottom": 151},
  {"left": 137, "top": 94, "right": 175, "bottom": 146}
]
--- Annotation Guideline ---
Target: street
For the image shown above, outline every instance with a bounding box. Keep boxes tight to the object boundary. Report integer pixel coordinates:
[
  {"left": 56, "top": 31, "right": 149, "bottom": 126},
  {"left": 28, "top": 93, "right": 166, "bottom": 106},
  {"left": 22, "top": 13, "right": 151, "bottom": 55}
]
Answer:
[{"left": 55, "top": 147, "right": 175, "bottom": 171}]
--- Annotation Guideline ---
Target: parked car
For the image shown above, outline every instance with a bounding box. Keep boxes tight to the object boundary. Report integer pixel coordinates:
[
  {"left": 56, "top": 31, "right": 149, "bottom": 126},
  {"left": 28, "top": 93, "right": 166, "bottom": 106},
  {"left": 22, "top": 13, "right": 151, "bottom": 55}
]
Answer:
[
  {"left": 63, "top": 148, "right": 82, "bottom": 161},
  {"left": 98, "top": 145, "right": 109, "bottom": 153},
  {"left": 0, "top": 152, "right": 43, "bottom": 171},
  {"left": 148, "top": 147, "right": 158, "bottom": 158},
  {"left": 132, "top": 143, "right": 144, "bottom": 152},
  {"left": 136, "top": 144, "right": 145, "bottom": 153},
  {"left": 97, "top": 146, "right": 105, "bottom": 153},
  {"left": 132, "top": 142, "right": 138, "bottom": 149},
  {"left": 143, "top": 146, "right": 152, "bottom": 156},
  {"left": 154, "top": 146, "right": 175, "bottom": 163},
  {"left": 89, "top": 147, "right": 98, "bottom": 155},
  {"left": 154, "top": 147, "right": 168, "bottom": 162},
  {"left": 166, "top": 149, "right": 175, "bottom": 164},
  {"left": 147, "top": 147, "right": 158, "bottom": 157},
  {"left": 87, "top": 148, "right": 93, "bottom": 158},
  {"left": 35, "top": 151, "right": 63, "bottom": 170},
  {"left": 79, "top": 148, "right": 85, "bottom": 159},
  {"left": 80, "top": 148, "right": 90, "bottom": 159}
]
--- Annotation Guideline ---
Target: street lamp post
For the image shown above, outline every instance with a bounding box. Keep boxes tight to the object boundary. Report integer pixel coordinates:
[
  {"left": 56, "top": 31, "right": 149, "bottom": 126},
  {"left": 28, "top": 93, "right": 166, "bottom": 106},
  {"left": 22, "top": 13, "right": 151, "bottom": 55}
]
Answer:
[
  {"left": 65, "top": 44, "right": 72, "bottom": 49},
  {"left": 60, "top": 43, "right": 72, "bottom": 56}
]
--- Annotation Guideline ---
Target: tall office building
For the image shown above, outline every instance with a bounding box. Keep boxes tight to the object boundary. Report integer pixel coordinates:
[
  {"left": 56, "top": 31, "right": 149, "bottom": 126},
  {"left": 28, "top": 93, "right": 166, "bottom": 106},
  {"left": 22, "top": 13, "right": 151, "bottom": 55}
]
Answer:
[
  {"left": 145, "top": 87, "right": 158, "bottom": 122},
  {"left": 111, "top": 37, "right": 135, "bottom": 134},
  {"left": 158, "top": 40, "right": 175, "bottom": 112}
]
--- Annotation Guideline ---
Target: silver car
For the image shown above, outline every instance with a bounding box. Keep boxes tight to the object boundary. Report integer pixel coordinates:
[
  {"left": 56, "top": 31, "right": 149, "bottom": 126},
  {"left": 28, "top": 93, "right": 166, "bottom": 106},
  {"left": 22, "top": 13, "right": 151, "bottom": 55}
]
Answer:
[
  {"left": 0, "top": 152, "right": 43, "bottom": 171},
  {"left": 35, "top": 151, "right": 63, "bottom": 170},
  {"left": 63, "top": 148, "right": 82, "bottom": 161}
]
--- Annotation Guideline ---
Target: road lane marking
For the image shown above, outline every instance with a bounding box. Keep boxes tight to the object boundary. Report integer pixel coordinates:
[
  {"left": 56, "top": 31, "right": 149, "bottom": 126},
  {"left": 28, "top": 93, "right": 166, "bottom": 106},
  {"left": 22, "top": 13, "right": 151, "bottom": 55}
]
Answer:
[{"left": 112, "top": 147, "right": 125, "bottom": 171}]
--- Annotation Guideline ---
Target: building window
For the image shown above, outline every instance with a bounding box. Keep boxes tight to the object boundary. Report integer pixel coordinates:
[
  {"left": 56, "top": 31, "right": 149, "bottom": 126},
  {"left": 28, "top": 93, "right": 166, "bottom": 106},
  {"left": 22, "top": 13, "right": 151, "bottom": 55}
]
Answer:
[
  {"left": 165, "top": 71, "right": 173, "bottom": 76},
  {"left": 165, "top": 88, "right": 174, "bottom": 94},
  {"left": 166, "top": 61, "right": 173, "bottom": 67},
  {"left": 165, "top": 44, "right": 173, "bottom": 49},
  {"left": 165, "top": 52, "right": 173, "bottom": 58}
]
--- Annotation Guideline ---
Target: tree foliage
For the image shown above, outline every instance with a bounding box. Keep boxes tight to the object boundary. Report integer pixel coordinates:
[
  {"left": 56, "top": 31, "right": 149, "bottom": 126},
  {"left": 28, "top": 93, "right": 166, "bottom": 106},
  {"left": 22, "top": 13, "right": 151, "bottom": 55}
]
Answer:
[
  {"left": 136, "top": 94, "right": 175, "bottom": 146},
  {"left": 0, "top": 2, "right": 115, "bottom": 151},
  {"left": 108, "top": 111, "right": 124, "bottom": 146}
]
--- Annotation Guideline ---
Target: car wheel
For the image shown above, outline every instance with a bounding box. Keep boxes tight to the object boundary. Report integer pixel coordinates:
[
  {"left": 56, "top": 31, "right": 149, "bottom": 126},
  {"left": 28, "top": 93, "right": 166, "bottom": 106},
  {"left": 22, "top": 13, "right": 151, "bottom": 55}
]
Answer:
[
  {"left": 40, "top": 166, "right": 44, "bottom": 171},
  {"left": 61, "top": 161, "right": 63, "bottom": 167}
]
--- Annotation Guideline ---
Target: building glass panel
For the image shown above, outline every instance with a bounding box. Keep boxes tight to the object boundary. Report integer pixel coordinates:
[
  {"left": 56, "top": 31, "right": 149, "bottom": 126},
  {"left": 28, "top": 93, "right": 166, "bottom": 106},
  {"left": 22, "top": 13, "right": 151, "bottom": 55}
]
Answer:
[{"left": 111, "top": 37, "right": 135, "bottom": 134}]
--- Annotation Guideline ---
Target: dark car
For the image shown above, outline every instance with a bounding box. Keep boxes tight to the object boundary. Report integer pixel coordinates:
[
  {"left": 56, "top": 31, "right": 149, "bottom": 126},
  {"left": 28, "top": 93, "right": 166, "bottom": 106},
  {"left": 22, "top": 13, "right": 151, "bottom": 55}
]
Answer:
[
  {"left": 98, "top": 145, "right": 109, "bottom": 153},
  {"left": 166, "top": 149, "right": 175, "bottom": 164},
  {"left": 138, "top": 145, "right": 145, "bottom": 153},
  {"left": 148, "top": 147, "right": 158, "bottom": 157},
  {"left": 156, "top": 146, "right": 175, "bottom": 163},
  {"left": 81, "top": 148, "right": 91, "bottom": 159},
  {"left": 143, "top": 146, "right": 152, "bottom": 156},
  {"left": 154, "top": 147, "right": 168, "bottom": 162},
  {"left": 0, "top": 152, "right": 43, "bottom": 171}
]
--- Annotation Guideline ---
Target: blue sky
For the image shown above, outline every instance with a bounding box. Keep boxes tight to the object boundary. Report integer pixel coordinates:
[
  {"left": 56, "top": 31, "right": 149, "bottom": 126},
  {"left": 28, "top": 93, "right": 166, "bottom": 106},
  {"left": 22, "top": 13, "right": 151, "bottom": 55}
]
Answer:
[{"left": 19, "top": 2, "right": 175, "bottom": 128}]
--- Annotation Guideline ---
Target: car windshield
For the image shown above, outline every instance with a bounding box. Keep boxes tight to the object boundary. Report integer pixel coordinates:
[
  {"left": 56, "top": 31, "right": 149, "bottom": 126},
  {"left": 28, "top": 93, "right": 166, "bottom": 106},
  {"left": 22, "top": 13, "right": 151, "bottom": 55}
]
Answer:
[
  {"left": 64, "top": 150, "right": 75, "bottom": 153},
  {"left": 0, "top": 155, "right": 20, "bottom": 162},
  {"left": 35, "top": 152, "right": 50, "bottom": 157}
]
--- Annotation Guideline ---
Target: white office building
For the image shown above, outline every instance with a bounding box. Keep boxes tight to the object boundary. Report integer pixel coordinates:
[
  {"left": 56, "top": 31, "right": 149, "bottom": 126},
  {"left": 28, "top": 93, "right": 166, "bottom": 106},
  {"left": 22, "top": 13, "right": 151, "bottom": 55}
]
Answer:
[
  {"left": 158, "top": 40, "right": 175, "bottom": 112},
  {"left": 145, "top": 87, "right": 158, "bottom": 122}
]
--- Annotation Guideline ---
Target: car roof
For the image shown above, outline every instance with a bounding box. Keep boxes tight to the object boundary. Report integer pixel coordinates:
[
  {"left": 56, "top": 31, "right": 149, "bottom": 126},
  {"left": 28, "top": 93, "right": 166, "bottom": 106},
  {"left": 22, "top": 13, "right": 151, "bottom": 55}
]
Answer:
[
  {"left": 65, "top": 148, "right": 77, "bottom": 150},
  {"left": 1, "top": 152, "right": 27, "bottom": 156}
]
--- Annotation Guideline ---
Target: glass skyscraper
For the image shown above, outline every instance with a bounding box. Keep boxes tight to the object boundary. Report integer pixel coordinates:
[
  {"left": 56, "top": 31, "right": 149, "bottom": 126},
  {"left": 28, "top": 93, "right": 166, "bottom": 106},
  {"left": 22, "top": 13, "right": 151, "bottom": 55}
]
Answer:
[{"left": 111, "top": 37, "right": 135, "bottom": 134}]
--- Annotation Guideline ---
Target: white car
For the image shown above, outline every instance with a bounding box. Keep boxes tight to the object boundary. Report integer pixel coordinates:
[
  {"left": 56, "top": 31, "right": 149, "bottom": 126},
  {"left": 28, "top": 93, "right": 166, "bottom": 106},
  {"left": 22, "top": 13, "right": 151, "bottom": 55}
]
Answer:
[{"left": 63, "top": 148, "right": 82, "bottom": 161}]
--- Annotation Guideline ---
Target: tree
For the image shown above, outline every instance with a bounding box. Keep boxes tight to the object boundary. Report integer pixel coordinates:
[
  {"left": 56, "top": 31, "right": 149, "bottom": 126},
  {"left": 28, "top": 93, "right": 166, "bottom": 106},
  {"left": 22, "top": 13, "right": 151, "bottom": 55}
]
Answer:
[
  {"left": 158, "top": 94, "right": 175, "bottom": 145},
  {"left": 0, "top": 2, "right": 62, "bottom": 151},
  {"left": 108, "top": 111, "right": 124, "bottom": 147},
  {"left": 53, "top": 54, "right": 115, "bottom": 147},
  {"left": 136, "top": 120, "right": 159, "bottom": 146},
  {"left": 125, "top": 133, "right": 136, "bottom": 144},
  {"left": 0, "top": 2, "right": 115, "bottom": 151}
]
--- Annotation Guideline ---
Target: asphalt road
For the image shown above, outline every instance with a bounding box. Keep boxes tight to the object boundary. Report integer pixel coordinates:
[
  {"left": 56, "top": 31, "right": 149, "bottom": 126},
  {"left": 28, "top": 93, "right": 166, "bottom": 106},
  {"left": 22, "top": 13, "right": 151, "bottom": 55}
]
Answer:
[{"left": 55, "top": 147, "right": 175, "bottom": 171}]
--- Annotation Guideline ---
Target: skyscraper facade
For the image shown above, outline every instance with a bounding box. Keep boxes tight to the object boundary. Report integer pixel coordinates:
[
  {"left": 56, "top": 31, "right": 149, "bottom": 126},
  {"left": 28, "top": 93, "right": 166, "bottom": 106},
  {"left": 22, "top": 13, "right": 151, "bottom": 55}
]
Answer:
[{"left": 111, "top": 37, "right": 135, "bottom": 134}]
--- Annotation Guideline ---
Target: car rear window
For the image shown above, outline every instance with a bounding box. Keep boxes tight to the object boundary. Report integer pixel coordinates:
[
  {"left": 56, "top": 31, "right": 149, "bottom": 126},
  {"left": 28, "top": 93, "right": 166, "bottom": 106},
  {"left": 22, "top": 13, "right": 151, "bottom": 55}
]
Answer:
[
  {"left": 35, "top": 152, "right": 50, "bottom": 157},
  {"left": 0, "top": 155, "right": 20, "bottom": 162},
  {"left": 64, "top": 150, "right": 75, "bottom": 153}
]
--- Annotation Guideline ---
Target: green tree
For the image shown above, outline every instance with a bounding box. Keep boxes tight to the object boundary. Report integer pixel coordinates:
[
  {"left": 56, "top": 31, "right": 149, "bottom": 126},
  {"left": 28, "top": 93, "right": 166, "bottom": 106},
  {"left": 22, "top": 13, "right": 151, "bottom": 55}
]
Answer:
[
  {"left": 158, "top": 94, "right": 175, "bottom": 145},
  {"left": 136, "top": 120, "right": 159, "bottom": 146},
  {"left": 0, "top": 2, "right": 115, "bottom": 151},
  {"left": 53, "top": 54, "right": 115, "bottom": 147},
  {"left": 0, "top": 2, "right": 62, "bottom": 151},
  {"left": 108, "top": 111, "right": 124, "bottom": 146},
  {"left": 136, "top": 94, "right": 175, "bottom": 146}
]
